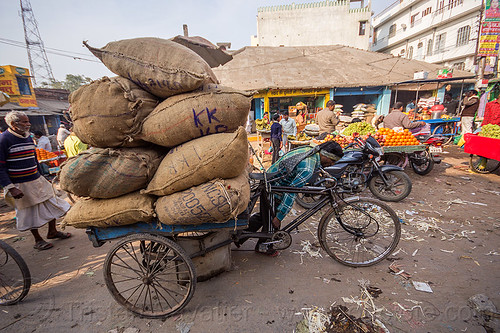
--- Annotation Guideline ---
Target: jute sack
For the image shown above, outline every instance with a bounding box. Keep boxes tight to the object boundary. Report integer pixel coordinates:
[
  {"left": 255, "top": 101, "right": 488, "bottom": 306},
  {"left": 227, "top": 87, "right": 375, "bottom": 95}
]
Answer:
[
  {"left": 69, "top": 76, "right": 159, "bottom": 148},
  {"left": 144, "top": 127, "right": 248, "bottom": 196},
  {"left": 83, "top": 38, "right": 217, "bottom": 98},
  {"left": 62, "top": 192, "right": 155, "bottom": 229},
  {"left": 155, "top": 173, "right": 250, "bottom": 225},
  {"left": 59, "top": 147, "right": 165, "bottom": 199},
  {"left": 140, "top": 84, "right": 252, "bottom": 147}
]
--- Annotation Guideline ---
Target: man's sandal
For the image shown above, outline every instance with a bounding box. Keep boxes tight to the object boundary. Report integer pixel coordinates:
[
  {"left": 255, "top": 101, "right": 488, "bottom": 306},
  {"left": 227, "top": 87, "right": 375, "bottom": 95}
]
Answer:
[
  {"left": 34, "top": 240, "right": 53, "bottom": 251},
  {"left": 47, "top": 231, "right": 72, "bottom": 240}
]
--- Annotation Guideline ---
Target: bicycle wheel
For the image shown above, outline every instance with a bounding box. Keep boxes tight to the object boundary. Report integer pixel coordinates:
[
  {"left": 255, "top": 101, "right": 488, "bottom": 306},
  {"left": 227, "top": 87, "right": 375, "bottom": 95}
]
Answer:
[
  {"left": 469, "top": 155, "right": 500, "bottom": 174},
  {"left": 368, "top": 170, "right": 412, "bottom": 202},
  {"left": 317, "top": 197, "right": 401, "bottom": 267},
  {"left": 103, "top": 234, "right": 196, "bottom": 318},
  {"left": 431, "top": 125, "right": 454, "bottom": 145},
  {"left": 0, "top": 240, "right": 31, "bottom": 305}
]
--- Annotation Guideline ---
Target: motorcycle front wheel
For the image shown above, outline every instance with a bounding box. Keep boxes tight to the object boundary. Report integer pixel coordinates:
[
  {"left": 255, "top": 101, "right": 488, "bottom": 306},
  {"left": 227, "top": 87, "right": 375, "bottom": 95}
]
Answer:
[
  {"left": 410, "top": 150, "right": 434, "bottom": 175},
  {"left": 368, "top": 170, "right": 412, "bottom": 202},
  {"left": 295, "top": 192, "right": 325, "bottom": 209}
]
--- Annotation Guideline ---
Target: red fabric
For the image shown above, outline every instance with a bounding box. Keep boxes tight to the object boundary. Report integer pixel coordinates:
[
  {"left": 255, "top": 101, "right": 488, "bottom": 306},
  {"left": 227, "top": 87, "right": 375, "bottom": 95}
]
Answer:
[
  {"left": 464, "top": 134, "right": 500, "bottom": 161},
  {"left": 482, "top": 99, "right": 500, "bottom": 126}
]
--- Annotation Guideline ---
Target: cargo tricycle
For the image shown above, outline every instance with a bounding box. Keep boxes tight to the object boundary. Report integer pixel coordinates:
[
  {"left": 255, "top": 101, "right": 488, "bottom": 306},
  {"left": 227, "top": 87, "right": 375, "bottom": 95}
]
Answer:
[{"left": 86, "top": 170, "right": 401, "bottom": 318}]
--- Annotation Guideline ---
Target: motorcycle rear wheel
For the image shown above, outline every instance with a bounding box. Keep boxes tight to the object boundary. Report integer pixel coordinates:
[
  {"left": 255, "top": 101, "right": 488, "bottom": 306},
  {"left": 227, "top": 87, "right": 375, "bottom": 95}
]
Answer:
[
  {"left": 368, "top": 170, "right": 412, "bottom": 202},
  {"left": 295, "top": 192, "right": 325, "bottom": 209},
  {"left": 410, "top": 150, "right": 434, "bottom": 175}
]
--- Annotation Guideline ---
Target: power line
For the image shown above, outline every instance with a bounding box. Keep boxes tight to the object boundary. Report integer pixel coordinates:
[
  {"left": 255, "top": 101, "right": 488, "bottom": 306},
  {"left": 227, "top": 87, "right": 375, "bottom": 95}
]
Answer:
[
  {"left": 0, "top": 37, "right": 94, "bottom": 57},
  {"left": 0, "top": 38, "right": 100, "bottom": 63}
]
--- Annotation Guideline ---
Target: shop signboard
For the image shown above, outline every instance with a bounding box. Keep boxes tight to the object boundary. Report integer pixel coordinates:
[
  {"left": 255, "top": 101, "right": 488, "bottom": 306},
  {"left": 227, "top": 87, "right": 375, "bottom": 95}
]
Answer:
[{"left": 0, "top": 65, "right": 37, "bottom": 107}]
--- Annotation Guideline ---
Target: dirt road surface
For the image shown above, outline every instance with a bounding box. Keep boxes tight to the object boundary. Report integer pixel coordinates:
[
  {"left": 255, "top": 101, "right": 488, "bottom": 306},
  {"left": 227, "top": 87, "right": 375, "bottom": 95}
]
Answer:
[{"left": 1, "top": 146, "right": 499, "bottom": 333}]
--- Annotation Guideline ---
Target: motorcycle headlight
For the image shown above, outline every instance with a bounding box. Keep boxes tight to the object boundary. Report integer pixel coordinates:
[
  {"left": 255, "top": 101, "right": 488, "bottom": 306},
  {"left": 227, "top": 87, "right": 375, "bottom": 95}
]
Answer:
[{"left": 374, "top": 147, "right": 384, "bottom": 157}]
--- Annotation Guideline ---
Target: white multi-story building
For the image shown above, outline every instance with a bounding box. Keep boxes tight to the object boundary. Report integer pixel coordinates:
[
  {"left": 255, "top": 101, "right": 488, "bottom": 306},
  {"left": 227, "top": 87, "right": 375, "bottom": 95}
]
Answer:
[
  {"left": 251, "top": 0, "right": 371, "bottom": 50},
  {"left": 371, "top": 0, "right": 482, "bottom": 72}
]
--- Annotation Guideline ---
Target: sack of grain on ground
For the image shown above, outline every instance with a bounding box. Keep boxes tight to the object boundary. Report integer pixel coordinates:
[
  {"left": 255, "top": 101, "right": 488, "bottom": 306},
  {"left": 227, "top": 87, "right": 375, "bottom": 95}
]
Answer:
[
  {"left": 83, "top": 38, "right": 217, "bottom": 99},
  {"left": 59, "top": 146, "right": 165, "bottom": 199},
  {"left": 144, "top": 127, "right": 248, "bottom": 196},
  {"left": 140, "top": 84, "right": 252, "bottom": 147},
  {"left": 62, "top": 191, "right": 156, "bottom": 229},
  {"left": 69, "top": 76, "right": 159, "bottom": 148},
  {"left": 155, "top": 173, "right": 250, "bottom": 225}
]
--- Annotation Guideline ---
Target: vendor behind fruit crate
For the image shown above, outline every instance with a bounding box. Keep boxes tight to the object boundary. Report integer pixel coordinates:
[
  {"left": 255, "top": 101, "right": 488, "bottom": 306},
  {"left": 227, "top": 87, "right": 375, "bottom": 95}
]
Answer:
[
  {"left": 317, "top": 100, "right": 341, "bottom": 134},
  {"left": 0, "top": 111, "right": 71, "bottom": 251},
  {"left": 383, "top": 101, "right": 428, "bottom": 133}
]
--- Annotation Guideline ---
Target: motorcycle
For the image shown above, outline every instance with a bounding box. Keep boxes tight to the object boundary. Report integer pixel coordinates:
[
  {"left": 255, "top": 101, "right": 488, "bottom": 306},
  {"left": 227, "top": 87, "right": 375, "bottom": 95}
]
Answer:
[
  {"left": 295, "top": 135, "right": 412, "bottom": 208},
  {"left": 382, "top": 134, "right": 444, "bottom": 175}
]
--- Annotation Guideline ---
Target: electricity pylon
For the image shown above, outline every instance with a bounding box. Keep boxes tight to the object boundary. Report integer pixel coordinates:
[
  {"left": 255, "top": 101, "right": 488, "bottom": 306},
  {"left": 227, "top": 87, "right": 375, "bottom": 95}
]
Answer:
[{"left": 20, "top": 0, "right": 55, "bottom": 86}]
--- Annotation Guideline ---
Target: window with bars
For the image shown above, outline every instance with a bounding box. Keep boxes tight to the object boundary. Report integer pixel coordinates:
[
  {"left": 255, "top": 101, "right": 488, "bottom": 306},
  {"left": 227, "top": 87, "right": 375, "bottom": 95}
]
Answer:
[
  {"left": 449, "top": 0, "right": 463, "bottom": 10},
  {"left": 435, "top": 33, "right": 446, "bottom": 53},
  {"left": 408, "top": 46, "right": 414, "bottom": 59},
  {"left": 359, "top": 21, "right": 367, "bottom": 36},
  {"left": 411, "top": 14, "right": 419, "bottom": 27},
  {"left": 373, "top": 27, "right": 378, "bottom": 44},
  {"left": 456, "top": 25, "right": 470, "bottom": 46},
  {"left": 422, "top": 7, "right": 432, "bottom": 16},
  {"left": 427, "top": 39, "right": 433, "bottom": 56},
  {"left": 389, "top": 24, "right": 396, "bottom": 37},
  {"left": 453, "top": 62, "right": 465, "bottom": 70}
]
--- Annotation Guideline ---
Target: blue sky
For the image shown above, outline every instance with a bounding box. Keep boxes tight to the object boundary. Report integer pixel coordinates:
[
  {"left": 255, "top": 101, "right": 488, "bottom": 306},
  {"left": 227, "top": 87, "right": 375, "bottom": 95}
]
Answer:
[{"left": 0, "top": 0, "right": 389, "bottom": 82}]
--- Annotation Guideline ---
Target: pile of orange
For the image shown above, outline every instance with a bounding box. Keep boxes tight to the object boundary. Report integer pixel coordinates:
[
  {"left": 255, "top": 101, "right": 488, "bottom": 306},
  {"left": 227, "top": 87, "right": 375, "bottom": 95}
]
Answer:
[
  {"left": 36, "top": 148, "right": 58, "bottom": 161},
  {"left": 378, "top": 128, "right": 420, "bottom": 146}
]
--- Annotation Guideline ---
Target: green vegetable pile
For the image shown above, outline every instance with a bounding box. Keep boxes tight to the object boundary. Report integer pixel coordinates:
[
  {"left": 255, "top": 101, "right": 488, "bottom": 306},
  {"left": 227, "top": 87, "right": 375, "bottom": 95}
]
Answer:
[
  {"left": 479, "top": 124, "right": 500, "bottom": 139},
  {"left": 343, "top": 122, "right": 376, "bottom": 136}
]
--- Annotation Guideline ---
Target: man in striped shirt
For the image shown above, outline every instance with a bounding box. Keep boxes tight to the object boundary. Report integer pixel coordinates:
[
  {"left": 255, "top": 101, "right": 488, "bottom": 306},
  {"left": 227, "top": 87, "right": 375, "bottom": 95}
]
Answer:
[{"left": 0, "top": 111, "right": 71, "bottom": 251}]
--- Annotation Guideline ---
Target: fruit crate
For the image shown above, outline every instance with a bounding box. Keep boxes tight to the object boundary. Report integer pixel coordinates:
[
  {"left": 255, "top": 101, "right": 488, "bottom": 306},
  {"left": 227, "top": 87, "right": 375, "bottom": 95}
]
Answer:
[
  {"left": 464, "top": 134, "right": 500, "bottom": 162},
  {"left": 382, "top": 145, "right": 426, "bottom": 153}
]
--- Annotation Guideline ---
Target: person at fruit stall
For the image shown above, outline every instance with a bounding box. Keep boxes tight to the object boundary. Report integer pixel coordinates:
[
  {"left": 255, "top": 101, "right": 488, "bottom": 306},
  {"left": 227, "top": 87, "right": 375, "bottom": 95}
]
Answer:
[
  {"left": 460, "top": 90, "right": 480, "bottom": 135},
  {"left": 236, "top": 140, "right": 344, "bottom": 256},
  {"left": 34, "top": 130, "right": 52, "bottom": 152},
  {"left": 442, "top": 93, "right": 459, "bottom": 116},
  {"left": 482, "top": 93, "right": 500, "bottom": 126},
  {"left": 0, "top": 111, "right": 71, "bottom": 251},
  {"left": 64, "top": 129, "right": 89, "bottom": 158},
  {"left": 279, "top": 110, "right": 297, "bottom": 152},
  {"left": 270, "top": 113, "right": 282, "bottom": 164},
  {"left": 317, "top": 100, "right": 341, "bottom": 134},
  {"left": 405, "top": 99, "right": 417, "bottom": 113},
  {"left": 295, "top": 108, "right": 307, "bottom": 132},
  {"left": 383, "top": 102, "right": 427, "bottom": 132},
  {"left": 56, "top": 124, "right": 71, "bottom": 148}
]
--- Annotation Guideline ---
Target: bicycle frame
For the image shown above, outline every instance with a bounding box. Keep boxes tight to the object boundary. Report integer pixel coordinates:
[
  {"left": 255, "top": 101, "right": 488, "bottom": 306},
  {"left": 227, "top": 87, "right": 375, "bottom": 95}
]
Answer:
[{"left": 241, "top": 180, "right": 340, "bottom": 241}]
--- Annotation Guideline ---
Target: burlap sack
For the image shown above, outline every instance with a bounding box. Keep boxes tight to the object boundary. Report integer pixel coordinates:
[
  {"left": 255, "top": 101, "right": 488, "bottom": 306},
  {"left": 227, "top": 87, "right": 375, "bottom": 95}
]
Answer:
[
  {"left": 155, "top": 173, "right": 250, "bottom": 225},
  {"left": 140, "top": 84, "right": 252, "bottom": 147},
  {"left": 62, "top": 192, "right": 155, "bottom": 229},
  {"left": 144, "top": 127, "right": 248, "bottom": 196},
  {"left": 59, "top": 147, "right": 165, "bottom": 199},
  {"left": 69, "top": 76, "right": 159, "bottom": 147},
  {"left": 83, "top": 38, "right": 217, "bottom": 98}
]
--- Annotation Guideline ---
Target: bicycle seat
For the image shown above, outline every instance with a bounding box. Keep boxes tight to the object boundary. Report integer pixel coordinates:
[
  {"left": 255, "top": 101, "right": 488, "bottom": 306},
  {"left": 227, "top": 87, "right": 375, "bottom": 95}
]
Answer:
[{"left": 249, "top": 171, "right": 282, "bottom": 181}]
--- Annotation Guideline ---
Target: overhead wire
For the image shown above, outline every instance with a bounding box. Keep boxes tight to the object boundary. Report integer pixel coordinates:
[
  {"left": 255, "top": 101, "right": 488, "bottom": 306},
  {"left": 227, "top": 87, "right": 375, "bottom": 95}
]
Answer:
[{"left": 0, "top": 37, "right": 100, "bottom": 63}]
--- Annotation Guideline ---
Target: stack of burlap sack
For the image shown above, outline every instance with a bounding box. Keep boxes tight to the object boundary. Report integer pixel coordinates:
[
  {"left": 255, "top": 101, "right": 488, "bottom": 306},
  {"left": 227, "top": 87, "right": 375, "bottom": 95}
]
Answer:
[{"left": 60, "top": 37, "right": 252, "bottom": 229}]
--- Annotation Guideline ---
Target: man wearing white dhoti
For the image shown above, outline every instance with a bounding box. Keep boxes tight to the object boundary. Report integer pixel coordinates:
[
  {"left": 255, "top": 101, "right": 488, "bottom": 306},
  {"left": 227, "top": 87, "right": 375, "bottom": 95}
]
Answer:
[{"left": 0, "top": 111, "right": 71, "bottom": 250}]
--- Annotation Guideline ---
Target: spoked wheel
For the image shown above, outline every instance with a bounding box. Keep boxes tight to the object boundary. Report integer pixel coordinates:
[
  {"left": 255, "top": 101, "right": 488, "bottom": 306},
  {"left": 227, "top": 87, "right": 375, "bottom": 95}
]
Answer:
[
  {"left": 469, "top": 155, "right": 500, "bottom": 174},
  {"left": 317, "top": 197, "right": 401, "bottom": 267},
  {"left": 410, "top": 150, "right": 434, "bottom": 175},
  {"left": 431, "top": 125, "right": 454, "bottom": 145},
  {"left": 368, "top": 170, "right": 412, "bottom": 202},
  {"left": 0, "top": 240, "right": 31, "bottom": 305},
  {"left": 103, "top": 234, "right": 196, "bottom": 318}
]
